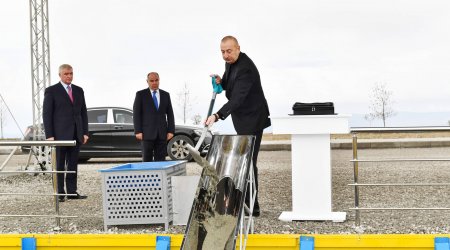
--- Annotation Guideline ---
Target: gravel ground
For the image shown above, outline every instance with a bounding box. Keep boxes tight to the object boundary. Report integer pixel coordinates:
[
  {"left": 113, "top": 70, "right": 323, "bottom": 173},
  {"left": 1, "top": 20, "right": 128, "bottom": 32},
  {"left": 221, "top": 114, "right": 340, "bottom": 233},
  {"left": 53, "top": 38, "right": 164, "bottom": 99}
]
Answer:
[{"left": 2, "top": 147, "right": 450, "bottom": 234}]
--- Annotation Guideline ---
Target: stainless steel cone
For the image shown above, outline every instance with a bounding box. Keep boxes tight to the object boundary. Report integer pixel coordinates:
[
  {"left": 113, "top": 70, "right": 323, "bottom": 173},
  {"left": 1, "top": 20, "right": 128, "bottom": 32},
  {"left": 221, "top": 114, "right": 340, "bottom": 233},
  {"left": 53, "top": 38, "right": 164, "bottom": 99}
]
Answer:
[{"left": 182, "top": 135, "right": 255, "bottom": 250}]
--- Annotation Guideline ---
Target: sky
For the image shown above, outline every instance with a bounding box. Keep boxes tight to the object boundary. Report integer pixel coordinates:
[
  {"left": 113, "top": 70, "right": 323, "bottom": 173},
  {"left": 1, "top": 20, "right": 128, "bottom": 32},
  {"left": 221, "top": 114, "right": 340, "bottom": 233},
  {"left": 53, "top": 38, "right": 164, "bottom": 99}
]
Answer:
[{"left": 1, "top": 0, "right": 450, "bottom": 138}]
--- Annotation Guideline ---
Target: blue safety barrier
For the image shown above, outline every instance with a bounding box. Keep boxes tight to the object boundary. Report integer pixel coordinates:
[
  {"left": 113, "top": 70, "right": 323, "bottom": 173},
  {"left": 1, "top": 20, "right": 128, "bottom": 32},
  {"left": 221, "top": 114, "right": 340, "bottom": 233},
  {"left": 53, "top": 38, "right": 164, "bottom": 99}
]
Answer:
[
  {"left": 300, "top": 236, "right": 314, "bottom": 250},
  {"left": 435, "top": 237, "right": 450, "bottom": 250},
  {"left": 22, "top": 237, "right": 36, "bottom": 250},
  {"left": 156, "top": 235, "right": 171, "bottom": 250}
]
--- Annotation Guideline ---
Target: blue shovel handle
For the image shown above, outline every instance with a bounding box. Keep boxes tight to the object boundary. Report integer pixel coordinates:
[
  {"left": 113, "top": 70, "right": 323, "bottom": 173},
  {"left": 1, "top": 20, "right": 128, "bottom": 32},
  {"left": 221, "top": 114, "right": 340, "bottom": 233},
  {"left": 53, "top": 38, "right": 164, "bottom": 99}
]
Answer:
[
  {"left": 212, "top": 76, "right": 223, "bottom": 94},
  {"left": 206, "top": 76, "right": 222, "bottom": 117}
]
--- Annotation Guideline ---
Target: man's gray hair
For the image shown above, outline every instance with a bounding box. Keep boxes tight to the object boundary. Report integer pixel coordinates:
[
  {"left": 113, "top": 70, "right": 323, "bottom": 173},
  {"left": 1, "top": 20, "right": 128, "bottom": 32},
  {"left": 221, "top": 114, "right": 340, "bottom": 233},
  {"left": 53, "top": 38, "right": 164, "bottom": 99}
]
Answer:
[{"left": 59, "top": 64, "right": 73, "bottom": 73}]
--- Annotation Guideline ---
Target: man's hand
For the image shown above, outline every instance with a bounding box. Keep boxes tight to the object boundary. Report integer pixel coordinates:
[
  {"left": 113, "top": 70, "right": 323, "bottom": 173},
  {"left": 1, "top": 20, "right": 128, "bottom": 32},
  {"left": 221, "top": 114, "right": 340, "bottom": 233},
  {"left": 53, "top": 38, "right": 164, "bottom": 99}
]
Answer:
[
  {"left": 83, "top": 135, "right": 89, "bottom": 144},
  {"left": 210, "top": 74, "right": 222, "bottom": 84},
  {"left": 167, "top": 133, "right": 174, "bottom": 141},
  {"left": 46, "top": 137, "right": 55, "bottom": 141},
  {"left": 135, "top": 133, "right": 143, "bottom": 141},
  {"left": 205, "top": 115, "right": 217, "bottom": 126}
]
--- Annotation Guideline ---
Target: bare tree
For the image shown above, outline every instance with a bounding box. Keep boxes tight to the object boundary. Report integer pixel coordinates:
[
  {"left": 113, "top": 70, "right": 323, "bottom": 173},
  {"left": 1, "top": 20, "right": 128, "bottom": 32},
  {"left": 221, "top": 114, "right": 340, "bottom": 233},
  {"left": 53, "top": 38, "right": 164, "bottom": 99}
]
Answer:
[
  {"left": 176, "top": 82, "right": 196, "bottom": 124},
  {"left": 0, "top": 97, "right": 6, "bottom": 139},
  {"left": 192, "top": 114, "right": 202, "bottom": 125},
  {"left": 366, "top": 82, "right": 396, "bottom": 127}
]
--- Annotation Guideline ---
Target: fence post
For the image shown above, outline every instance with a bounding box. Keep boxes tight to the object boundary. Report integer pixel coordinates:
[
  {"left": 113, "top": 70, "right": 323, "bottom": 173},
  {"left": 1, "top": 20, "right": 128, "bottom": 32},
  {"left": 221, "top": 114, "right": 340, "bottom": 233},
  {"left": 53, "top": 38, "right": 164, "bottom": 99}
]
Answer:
[
  {"left": 51, "top": 146, "right": 60, "bottom": 227},
  {"left": 352, "top": 133, "right": 360, "bottom": 226}
]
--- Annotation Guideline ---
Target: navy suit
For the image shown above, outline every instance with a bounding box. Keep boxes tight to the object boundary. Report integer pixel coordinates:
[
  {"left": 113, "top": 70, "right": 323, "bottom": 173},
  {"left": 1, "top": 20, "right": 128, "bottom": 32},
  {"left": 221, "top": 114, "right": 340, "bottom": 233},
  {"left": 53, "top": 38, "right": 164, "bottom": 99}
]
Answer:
[
  {"left": 216, "top": 52, "right": 271, "bottom": 210},
  {"left": 43, "top": 82, "right": 88, "bottom": 195},
  {"left": 133, "top": 88, "right": 175, "bottom": 161}
]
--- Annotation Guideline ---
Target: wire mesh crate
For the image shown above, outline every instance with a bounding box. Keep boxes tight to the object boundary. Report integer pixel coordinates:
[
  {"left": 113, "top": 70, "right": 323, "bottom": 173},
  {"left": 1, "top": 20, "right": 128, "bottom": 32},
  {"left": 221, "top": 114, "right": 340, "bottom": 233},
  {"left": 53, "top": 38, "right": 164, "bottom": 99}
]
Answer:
[{"left": 99, "top": 161, "right": 186, "bottom": 231}]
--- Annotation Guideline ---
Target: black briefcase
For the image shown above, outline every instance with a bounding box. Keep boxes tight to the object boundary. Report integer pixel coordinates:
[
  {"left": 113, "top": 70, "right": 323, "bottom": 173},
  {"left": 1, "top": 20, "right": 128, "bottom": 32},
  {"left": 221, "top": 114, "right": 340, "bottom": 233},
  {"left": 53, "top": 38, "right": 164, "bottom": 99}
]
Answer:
[{"left": 292, "top": 102, "right": 335, "bottom": 115}]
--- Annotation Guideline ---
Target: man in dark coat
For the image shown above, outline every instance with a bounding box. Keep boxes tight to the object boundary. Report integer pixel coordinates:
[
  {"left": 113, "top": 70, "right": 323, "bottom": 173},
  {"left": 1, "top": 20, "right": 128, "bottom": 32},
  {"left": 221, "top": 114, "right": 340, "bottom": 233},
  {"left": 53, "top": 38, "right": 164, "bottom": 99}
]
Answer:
[
  {"left": 133, "top": 72, "right": 175, "bottom": 161},
  {"left": 43, "top": 64, "right": 89, "bottom": 202},
  {"left": 206, "top": 36, "right": 271, "bottom": 217}
]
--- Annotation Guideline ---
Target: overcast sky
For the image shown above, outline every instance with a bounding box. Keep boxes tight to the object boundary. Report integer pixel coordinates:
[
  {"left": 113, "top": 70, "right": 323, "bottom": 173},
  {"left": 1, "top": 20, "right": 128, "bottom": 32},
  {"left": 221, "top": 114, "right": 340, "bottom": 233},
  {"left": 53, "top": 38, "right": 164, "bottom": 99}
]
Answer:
[{"left": 1, "top": 0, "right": 450, "bottom": 137}]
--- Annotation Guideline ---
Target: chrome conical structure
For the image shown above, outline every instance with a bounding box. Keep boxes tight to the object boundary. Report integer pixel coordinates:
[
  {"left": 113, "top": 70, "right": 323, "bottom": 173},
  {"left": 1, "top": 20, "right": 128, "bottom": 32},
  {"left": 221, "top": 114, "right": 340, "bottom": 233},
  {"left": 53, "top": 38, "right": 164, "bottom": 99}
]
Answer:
[{"left": 182, "top": 135, "right": 255, "bottom": 250}]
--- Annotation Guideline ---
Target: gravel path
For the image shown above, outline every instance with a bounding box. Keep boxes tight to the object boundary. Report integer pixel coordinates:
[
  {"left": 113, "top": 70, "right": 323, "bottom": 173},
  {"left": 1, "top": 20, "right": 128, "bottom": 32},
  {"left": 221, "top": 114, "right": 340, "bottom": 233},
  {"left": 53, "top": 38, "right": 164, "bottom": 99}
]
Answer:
[{"left": 2, "top": 147, "right": 450, "bottom": 234}]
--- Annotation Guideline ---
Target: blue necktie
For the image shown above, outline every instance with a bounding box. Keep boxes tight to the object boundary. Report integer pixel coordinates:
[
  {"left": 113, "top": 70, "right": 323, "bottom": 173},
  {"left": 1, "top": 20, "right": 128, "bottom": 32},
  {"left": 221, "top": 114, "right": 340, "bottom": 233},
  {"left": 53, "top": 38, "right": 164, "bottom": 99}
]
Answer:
[{"left": 152, "top": 90, "right": 158, "bottom": 110}]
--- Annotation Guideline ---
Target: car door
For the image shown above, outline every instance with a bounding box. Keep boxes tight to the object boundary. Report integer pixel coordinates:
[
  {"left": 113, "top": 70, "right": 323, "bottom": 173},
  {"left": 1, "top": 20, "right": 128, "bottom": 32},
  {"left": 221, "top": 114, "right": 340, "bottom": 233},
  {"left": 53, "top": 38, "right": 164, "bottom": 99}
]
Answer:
[
  {"left": 81, "top": 108, "right": 112, "bottom": 156},
  {"left": 111, "top": 108, "right": 141, "bottom": 152}
]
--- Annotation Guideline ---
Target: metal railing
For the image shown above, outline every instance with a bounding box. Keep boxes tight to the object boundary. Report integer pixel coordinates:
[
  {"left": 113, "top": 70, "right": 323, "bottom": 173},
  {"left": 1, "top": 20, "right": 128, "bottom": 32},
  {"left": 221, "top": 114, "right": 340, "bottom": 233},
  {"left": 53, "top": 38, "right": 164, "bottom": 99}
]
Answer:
[
  {"left": 351, "top": 126, "right": 450, "bottom": 132},
  {"left": 349, "top": 129, "right": 450, "bottom": 226},
  {"left": 0, "top": 140, "right": 78, "bottom": 227}
]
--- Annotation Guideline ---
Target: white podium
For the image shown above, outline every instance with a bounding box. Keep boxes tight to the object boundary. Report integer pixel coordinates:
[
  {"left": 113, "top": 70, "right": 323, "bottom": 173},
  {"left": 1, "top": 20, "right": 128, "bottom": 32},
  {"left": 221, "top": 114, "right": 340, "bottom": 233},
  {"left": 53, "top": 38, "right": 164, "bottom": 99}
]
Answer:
[{"left": 271, "top": 114, "right": 350, "bottom": 222}]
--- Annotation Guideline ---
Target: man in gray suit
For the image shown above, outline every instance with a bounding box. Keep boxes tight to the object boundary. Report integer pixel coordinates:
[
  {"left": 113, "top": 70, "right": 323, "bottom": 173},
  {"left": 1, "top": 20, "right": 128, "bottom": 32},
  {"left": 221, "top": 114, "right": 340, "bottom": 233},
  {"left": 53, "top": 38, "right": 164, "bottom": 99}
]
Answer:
[
  {"left": 206, "top": 36, "right": 271, "bottom": 217},
  {"left": 133, "top": 72, "right": 175, "bottom": 161}
]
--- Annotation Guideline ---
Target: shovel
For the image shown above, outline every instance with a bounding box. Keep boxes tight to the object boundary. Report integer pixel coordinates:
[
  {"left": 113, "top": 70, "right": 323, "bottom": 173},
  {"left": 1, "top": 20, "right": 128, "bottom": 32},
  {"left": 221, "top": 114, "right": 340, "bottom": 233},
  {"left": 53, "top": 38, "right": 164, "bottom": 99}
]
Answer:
[{"left": 194, "top": 76, "right": 222, "bottom": 151}]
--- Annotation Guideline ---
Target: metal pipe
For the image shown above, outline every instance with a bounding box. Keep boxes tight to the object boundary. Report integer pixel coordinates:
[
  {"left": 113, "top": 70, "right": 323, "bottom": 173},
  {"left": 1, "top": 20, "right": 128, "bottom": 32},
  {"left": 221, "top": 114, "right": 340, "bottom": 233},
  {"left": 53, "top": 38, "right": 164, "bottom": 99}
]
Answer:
[
  {"left": 0, "top": 171, "right": 75, "bottom": 174},
  {"left": 0, "top": 193, "right": 76, "bottom": 196},
  {"left": 351, "top": 133, "right": 360, "bottom": 226},
  {"left": 0, "top": 140, "right": 76, "bottom": 147},
  {"left": 350, "top": 207, "right": 450, "bottom": 210},
  {"left": 351, "top": 158, "right": 450, "bottom": 162},
  {"left": 0, "top": 146, "right": 19, "bottom": 171},
  {"left": 350, "top": 126, "right": 450, "bottom": 132},
  {"left": 25, "top": 150, "right": 33, "bottom": 170},
  {"left": 0, "top": 214, "right": 77, "bottom": 218},
  {"left": 349, "top": 183, "right": 450, "bottom": 186},
  {"left": 51, "top": 147, "right": 60, "bottom": 227}
]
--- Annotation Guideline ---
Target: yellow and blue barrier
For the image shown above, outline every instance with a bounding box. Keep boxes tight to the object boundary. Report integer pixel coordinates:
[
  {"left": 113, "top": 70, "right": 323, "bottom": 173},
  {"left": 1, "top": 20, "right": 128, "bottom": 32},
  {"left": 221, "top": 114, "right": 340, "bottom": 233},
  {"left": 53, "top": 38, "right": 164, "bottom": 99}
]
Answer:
[{"left": 3, "top": 234, "right": 450, "bottom": 250}]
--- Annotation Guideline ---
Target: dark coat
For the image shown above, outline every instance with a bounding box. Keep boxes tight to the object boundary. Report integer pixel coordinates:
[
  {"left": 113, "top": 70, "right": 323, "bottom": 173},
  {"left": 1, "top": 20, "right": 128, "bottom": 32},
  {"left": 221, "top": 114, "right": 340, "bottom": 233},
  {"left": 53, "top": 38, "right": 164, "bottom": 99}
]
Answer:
[
  {"left": 217, "top": 52, "right": 271, "bottom": 134},
  {"left": 133, "top": 88, "right": 175, "bottom": 140},
  {"left": 43, "top": 82, "right": 89, "bottom": 142}
]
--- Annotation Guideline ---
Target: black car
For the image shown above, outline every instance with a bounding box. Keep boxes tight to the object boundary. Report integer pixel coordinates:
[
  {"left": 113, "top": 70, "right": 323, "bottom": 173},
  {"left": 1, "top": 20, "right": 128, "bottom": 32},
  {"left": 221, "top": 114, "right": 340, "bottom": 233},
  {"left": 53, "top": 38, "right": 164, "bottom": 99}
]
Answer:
[{"left": 22, "top": 107, "right": 212, "bottom": 162}]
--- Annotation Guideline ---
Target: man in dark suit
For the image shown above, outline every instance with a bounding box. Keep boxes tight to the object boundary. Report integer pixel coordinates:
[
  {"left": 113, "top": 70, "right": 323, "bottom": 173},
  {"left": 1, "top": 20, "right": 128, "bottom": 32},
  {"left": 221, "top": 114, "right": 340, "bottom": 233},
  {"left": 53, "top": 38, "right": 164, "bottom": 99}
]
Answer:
[
  {"left": 206, "top": 36, "right": 271, "bottom": 217},
  {"left": 133, "top": 72, "right": 175, "bottom": 161},
  {"left": 43, "top": 64, "right": 89, "bottom": 202}
]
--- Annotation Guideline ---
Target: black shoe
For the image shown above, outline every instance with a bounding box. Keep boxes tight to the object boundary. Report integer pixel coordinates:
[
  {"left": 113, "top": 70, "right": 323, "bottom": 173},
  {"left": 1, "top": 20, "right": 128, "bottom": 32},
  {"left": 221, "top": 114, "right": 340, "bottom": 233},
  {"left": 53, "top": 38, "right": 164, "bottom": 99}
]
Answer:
[
  {"left": 58, "top": 196, "right": 66, "bottom": 202},
  {"left": 253, "top": 207, "right": 260, "bottom": 217},
  {"left": 253, "top": 201, "right": 260, "bottom": 217},
  {"left": 67, "top": 193, "right": 87, "bottom": 200}
]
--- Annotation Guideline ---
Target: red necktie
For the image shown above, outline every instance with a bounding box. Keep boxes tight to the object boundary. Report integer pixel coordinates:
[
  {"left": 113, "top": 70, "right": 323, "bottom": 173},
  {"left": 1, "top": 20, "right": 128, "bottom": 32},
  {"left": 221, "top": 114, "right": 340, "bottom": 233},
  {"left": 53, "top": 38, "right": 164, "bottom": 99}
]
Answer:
[{"left": 68, "top": 85, "right": 74, "bottom": 103}]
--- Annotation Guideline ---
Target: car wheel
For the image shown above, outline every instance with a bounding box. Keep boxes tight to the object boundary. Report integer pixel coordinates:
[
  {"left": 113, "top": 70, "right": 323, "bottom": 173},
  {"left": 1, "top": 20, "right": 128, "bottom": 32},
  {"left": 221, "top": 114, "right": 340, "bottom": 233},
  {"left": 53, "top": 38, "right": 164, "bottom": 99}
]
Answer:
[{"left": 167, "top": 135, "right": 194, "bottom": 161}]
